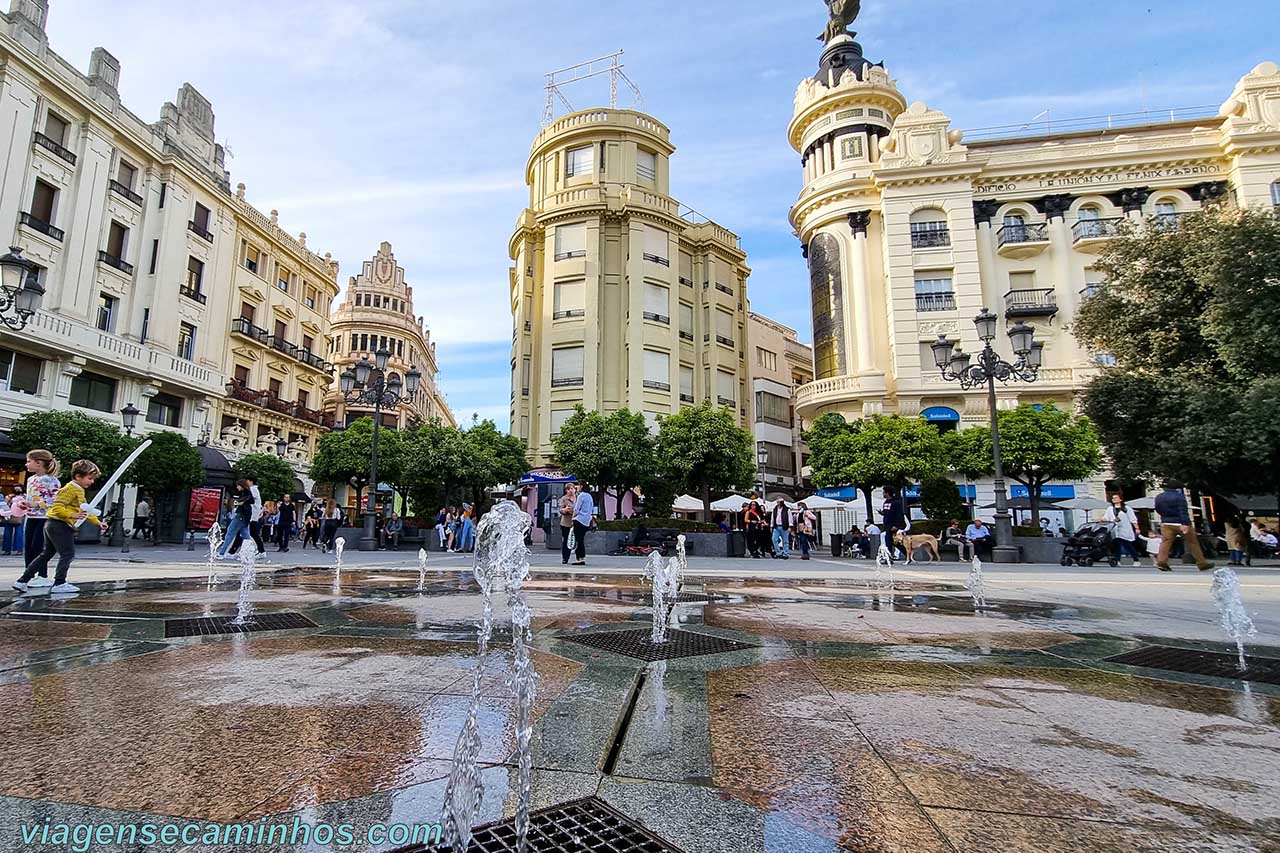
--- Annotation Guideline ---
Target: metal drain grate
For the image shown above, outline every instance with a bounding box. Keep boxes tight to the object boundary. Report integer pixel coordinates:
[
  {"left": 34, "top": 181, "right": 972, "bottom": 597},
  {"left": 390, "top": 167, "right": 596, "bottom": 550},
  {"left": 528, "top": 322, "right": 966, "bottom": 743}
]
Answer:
[
  {"left": 393, "top": 797, "right": 681, "bottom": 853},
  {"left": 561, "top": 628, "right": 757, "bottom": 662},
  {"left": 163, "top": 612, "right": 317, "bottom": 638},
  {"left": 1104, "top": 645, "right": 1280, "bottom": 686}
]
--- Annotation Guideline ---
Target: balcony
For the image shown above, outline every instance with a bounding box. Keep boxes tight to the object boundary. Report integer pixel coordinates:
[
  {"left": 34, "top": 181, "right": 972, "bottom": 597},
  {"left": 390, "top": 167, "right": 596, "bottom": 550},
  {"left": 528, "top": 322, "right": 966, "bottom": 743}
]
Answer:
[
  {"left": 231, "top": 317, "right": 269, "bottom": 343},
  {"left": 97, "top": 250, "right": 133, "bottom": 275},
  {"left": 188, "top": 220, "right": 214, "bottom": 242},
  {"left": 716, "top": 335, "right": 735, "bottom": 348},
  {"left": 714, "top": 283, "right": 734, "bottom": 297},
  {"left": 643, "top": 380, "right": 671, "bottom": 392},
  {"left": 225, "top": 380, "right": 263, "bottom": 404},
  {"left": 179, "top": 283, "right": 207, "bottom": 305},
  {"left": 642, "top": 253, "right": 670, "bottom": 267},
  {"left": 996, "top": 222, "right": 1050, "bottom": 258},
  {"left": 293, "top": 403, "right": 328, "bottom": 425},
  {"left": 679, "top": 330, "right": 694, "bottom": 342},
  {"left": 1080, "top": 284, "right": 1103, "bottom": 299},
  {"left": 554, "top": 250, "right": 586, "bottom": 261},
  {"left": 553, "top": 309, "right": 585, "bottom": 320},
  {"left": 32, "top": 132, "right": 76, "bottom": 165},
  {"left": 108, "top": 180, "right": 143, "bottom": 206},
  {"left": 679, "top": 276, "right": 693, "bottom": 287},
  {"left": 1004, "top": 288, "right": 1059, "bottom": 318},
  {"left": 915, "top": 292, "right": 956, "bottom": 313},
  {"left": 642, "top": 311, "right": 669, "bottom": 324},
  {"left": 680, "top": 393, "right": 695, "bottom": 403},
  {"left": 551, "top": 377, "right": 584, "bottom": 388},
  {"left": 19, "top": 211, "right": 64, "bottom": 242},
  {"left": 717, "top": 396, "right": 735, "bottom": 406},
  {"left": 1071, "top": 217, "right": 1124, "bottom": 252},
  {"left": 910, "top": 227, "right": 951, "bottom": 249},
  {"left": 1153, "top": 212, "right": 1187, "bottom": 231}
]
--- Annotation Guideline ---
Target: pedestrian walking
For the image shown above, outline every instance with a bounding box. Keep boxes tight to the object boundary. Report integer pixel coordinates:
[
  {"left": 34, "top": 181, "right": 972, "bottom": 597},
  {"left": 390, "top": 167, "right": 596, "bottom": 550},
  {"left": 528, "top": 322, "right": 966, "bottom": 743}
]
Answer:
[
  {"left": 1225, "top": 513, "right": 1249, "bottom": 567},
  {"left": 217, "top": 481, "right": 255, "bottom": 559},
  {"left": 559, "top": 484, "right": 577, "bottom": 565},
  {"left": 276, "top": 495, "right": 296, "bottom": 553},
  {"left": 769, "top": 499, "right": 791, "bottom": 559},
  {"left": 459, "top": 506, "right": 475, "bottom": 552},
  {"left": 302, "top": 507, "right": 322, "bottom": 550},
  {"left": 321, "top": 501, "right": 343, "bottom": 552},
  {"left": 19, "top": 450, "right": 61, "bottom": 586},
  {"left": 132, "top": 495, "right": 151, "bottom": 540},
  {"left": 1154, "top": 482, "right": 1213, "bottom": 572},
  {"left": 795, "top": 501, "right": 816, "bottom": 560},
  {"left": 1103, "top": 494, "right": 1142, "bottom": 566},
  {"left": 2, "top": 487, "right": 25, "bottom": 556},
  {"left": 880, "top": 486, "right": 907, "bottom": 561},
  {"left": 246, "top": 478, "right": 266, "bottom": 557},
  {"left": 14, "top": 460, "right": 107, "bottom": 594},
  {"left": 743, "top": 499, "right": 767, "bottom": 558},
  {"left": 571, "top": 485, "right": 595, "bottom": 566}
]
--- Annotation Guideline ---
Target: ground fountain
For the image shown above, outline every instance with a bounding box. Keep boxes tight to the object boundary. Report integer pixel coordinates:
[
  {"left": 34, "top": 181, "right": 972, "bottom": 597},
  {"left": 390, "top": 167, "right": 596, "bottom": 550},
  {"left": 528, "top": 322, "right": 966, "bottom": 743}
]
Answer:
[
  {"left": 334, "top": 535, "right": 345, "bottom": 568},
  {"left": 965, "top": 554, "right": 988, "bottom": 611},
  {"left": 873, "top": 541, "right": 895, "bottom": 591},
  {"left": 418, "top": 547, "right": 428, "bottom": 591},
  {"left": 205, "top": 522, "right": 223, "bottom": 586},
  {"left": 230, "top": 540, "right": 258, "bottom": 626},
  {"left": 643, "top": 548, "right": 681, "bottom": 643},
  {"left": 1210, "top": 567, "right": 1258, "bottom": 671},
  {"left": 442, "top": 501, "right": 537, "bottom": 853}
]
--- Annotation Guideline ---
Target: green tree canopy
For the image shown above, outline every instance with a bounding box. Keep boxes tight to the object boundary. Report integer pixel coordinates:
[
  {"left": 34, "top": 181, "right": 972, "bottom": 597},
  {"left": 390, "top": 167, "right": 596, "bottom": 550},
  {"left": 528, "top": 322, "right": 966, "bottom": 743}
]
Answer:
[
  {"left": 919, "top": 475, "right": 968, "bottom": 522},
  {"left": 233, "top": 453, "right": 297, "bottom": 503},
  {"left": 401, "top": 420, "right": 466, "bottom": 514},
  {"left": 654, "top": 402, "right": 755, "bottom": 517},
  {"left": 553, "top": 406, "right": 655, "bottom": 519},
  {"left": 943, "top": 427, "right": 995, "bottom": 481},
  {"left": 131, "top": 432, "right": 204, "bottom": 497},
  {"left": 804, "top": 414, "right": 947, "bottom": 517},
  {"left": 8, "top": 411, "right": 133, "bottom": 484},
  {"left": 309, "top": 418, "right": 404, "bottom": 504},
  {"left": 994, "top": 404, "right": 1102, "bottom": 524},
  {"left": 458, "top": 419, "right": 528, "bottom": 511}
]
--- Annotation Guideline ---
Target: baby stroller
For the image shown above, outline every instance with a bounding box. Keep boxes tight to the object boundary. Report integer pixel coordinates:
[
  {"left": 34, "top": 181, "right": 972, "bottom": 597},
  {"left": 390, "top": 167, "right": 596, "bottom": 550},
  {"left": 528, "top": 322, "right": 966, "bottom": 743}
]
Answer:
[{"left": 1061, "top": 522, "right": 1116, "bottom": 567}]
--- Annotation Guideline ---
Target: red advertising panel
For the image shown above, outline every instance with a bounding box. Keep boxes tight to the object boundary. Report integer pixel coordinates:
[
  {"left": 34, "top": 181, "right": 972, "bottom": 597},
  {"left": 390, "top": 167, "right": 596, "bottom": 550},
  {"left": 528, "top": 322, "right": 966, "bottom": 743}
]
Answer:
[{"left": 188, "top": 487, "right": 223, "bottom": 531}]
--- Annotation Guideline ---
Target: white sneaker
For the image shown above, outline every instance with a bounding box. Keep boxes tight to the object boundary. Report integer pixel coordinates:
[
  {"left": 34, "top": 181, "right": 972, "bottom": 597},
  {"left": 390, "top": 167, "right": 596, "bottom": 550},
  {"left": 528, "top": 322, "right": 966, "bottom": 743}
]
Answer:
[
  {"left": 27, "top": 576, "right": 53, "bottom": 588},
  {"left": 11, "top": 581, "right": 27, "bottom": 591},
  {"left": 50, "top": 583, "right": 79, "bottom": 593}
]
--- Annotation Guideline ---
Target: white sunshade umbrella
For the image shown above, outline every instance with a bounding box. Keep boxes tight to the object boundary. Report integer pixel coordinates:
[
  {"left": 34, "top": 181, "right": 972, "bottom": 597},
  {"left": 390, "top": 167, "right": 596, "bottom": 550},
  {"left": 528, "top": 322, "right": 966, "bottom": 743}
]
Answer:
[
  {"left": 672, "top": 494, "right": 704, "bottom": 512},
  {"left": 795, "top": 495, "right": 848, "bottom": 510},
  {"left": 1059, "top": 497, "right": 1110, "bottom": 511},
  {"left": 710, "top": 494, "right": 752, "bottom": 513},
  {"left": 1126, "top": 496, "right": 1157, "bottom": 510}
]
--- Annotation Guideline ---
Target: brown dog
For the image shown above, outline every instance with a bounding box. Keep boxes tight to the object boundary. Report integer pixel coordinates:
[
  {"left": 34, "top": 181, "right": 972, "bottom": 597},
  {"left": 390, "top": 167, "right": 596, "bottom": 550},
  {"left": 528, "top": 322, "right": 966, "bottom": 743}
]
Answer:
[{"left": 896, "top": 530, "right": 940, "bottom": 563}]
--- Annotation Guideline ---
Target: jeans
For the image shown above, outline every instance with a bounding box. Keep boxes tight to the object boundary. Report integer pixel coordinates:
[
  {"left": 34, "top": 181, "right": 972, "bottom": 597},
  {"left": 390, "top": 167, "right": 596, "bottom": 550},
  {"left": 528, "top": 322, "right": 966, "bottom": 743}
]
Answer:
[
  {"left": 23, "top": 518, "right": 46, "bottom": 576},
  {"left": 772, "top": 525, "right": 790, "bottom": 558},
  {"left": 1157, "top": 524, "right": 1211, "bottom": 569},
  {"left": 560, "top": 526, "right": 574, "bottom": 563},
  {"left": 2, "top": 522, "right": 21, "bottom": 554},
  {"left": 20, "top": 521, "right": 76, "bottom": 585},
  {"left": 1113, "top": 538, "right": 1139, "bottom": 561},
  {"left": 218, "top": 515, "right": 250, "bottom": 557},
  {"left": 798, "top": 532, "right": 811, "bottom": 557},
  {"left": 572, "top": 521, "right": 589, "bottom": 562}
]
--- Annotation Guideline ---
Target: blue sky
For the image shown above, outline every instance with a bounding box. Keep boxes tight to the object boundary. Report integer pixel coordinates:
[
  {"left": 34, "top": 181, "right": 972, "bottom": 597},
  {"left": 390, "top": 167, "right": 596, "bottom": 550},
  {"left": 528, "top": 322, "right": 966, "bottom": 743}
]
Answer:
[{"left": 46, "top": 0, "right": 1278, "bottom": 428}]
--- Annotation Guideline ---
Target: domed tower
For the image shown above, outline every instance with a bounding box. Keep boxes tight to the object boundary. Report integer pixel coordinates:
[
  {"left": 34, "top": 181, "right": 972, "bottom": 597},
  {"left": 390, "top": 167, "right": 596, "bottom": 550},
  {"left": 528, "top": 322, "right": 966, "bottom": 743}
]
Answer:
[{"left": 789, "top": 25, "right": 906, "bottom": 420}]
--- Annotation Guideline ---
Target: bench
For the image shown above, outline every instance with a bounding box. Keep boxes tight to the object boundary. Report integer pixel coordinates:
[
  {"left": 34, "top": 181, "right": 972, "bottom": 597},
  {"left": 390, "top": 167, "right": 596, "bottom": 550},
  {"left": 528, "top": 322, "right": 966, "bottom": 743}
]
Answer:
[{"left": 610, "top": 527, "right": 681, "bottom": 557}]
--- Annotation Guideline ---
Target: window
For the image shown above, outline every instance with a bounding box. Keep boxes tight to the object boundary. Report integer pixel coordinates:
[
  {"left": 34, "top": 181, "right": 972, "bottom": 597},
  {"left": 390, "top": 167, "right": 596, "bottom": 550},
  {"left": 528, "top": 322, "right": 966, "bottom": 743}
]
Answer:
[
  {"left": 69, "top": 371, "right": 116, "bottom": 412},
  {"left": 233, "top": 364, "right": 251, "bottom": 386},
  {"left": 277, "top": 267, "right": 290, "bottom": 293},
  {"left": 678, "top": 252, "right": 694, "bottom": 285},
  {"left": 643, "top": 225, "right": 669, "bottom": 265},
  {"left": 268, "top": 378, "right": 283, "bottom": 398},
  {"left": 0, "top": 347, "right": 41, "bottom": 395},
  {"left": 273, "top": 320, "right": 287, "bottom": 341},
  {"left": 146, "top": 393, "right": 182, "bottom": 427},
  {"left": 240, "top": 301, "right": 255, "bottom": 322},
  {"left": 909, "top": 210, "right": 949, "bottom": 248},
  {"left": 756, "top": 391, "right": 791, "bottom": 427},
  {"left": 716, "top": 370, "right": 735, "bottom": 405},
  {"left": 192, "top": 203, "right": 212, "bottom": 232},
  {"left": 1154, "top": 200, "right": 1177, "bottom": 217},
  {"left": 30, "top": 180, "right": 57, "bottom": 223},
  {"left": 521, "top": 357, "right": 531, "bottom": 394},
  {"left": 306, "top": 286, "right": 317, "bottom": 310},
  {"left": 554, "top": 223, "right": 586, "bottom": 260},
  {"left": 756, "top": 348, "right": 777, "bottom": 371},
  {"left": 148, "top": 239, "right": 159, "bottom": 275},
  {"left": 297, "top": 389, "right": 310, "bottom": 409},
  {"left": 158, "top": 182, "right": 167, "bottom": 208},
  {"left": 553, "top": 278, "right": 585, "bottom": 318},
  {"left": 914, "top": 276, "right": 955, "bottom": 312},
  {"left": 177, "top": 322, "right": 197, "bottom": 360},
  {"left": 550, "top": 408, "right": 574, "bottom": 436},
  {"left": 679, "top": 365, "right": 694, "bottom": 402},
  {"left": 637, "top": 149, "right": 657, "bottom": 182},
  {"left": 565, "top": 145, "right": 594, "bottom": 177},
  {"left": 96, "top": 293, "right": 115, "bottom": 332},
  {"left": 551, "top": 346, "right": 584, "bottom": 387},
  {"left": 243, "top": 242, "right": 262, "bottom": 274},
  {"left": 643, "top": 349, "right": 670, "bottom": 391},
  {"left": 840, "top": 136, "right": 864, "bottom": 160},
  {"left": 759, "top": 441, "right": 795, "bottom": 477},
  {"left": 43, "top": 112, "right": 69, "bottom": 145},
  {"left": 714, "top": 309, "right": 734, "bottom": 345},
  {"left": 302, "top": 334, "right": 314, "bottom": 354},
  {"left": 106, "top": 221, "right": 128, "bottom": 260},
  {"left": 140, "top": 307, "right": 149, "bottom": 344},
  {"left": 116, "top": 159, "right": 137, "bottom": 190},
  {"left": 1009, "top": 271, "right": 1036, "bottom": 291},
  {"left": 1272, "top": 181, "right": 1280, "bottom": 208},
  {"left": 643, "top": 282, "right": 669, "bottom": 323},
  {"left": 679, "top": 302, "right": 694, "bottom": 340},
  {"left": 186, "top": 257, "right": 204, "bottom": 293}
]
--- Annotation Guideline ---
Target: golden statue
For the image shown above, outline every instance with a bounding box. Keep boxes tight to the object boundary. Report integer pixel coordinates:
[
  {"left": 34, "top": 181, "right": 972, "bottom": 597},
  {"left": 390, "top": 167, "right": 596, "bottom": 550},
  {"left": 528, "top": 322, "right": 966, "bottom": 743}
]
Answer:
[{"left": 821, "top": 0, "right": 861, "bottom": 42}]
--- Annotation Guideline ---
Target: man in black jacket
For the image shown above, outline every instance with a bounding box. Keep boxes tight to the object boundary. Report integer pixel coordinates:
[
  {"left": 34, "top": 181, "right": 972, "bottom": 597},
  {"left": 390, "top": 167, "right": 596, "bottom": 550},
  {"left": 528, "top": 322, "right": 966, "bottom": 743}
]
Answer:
[
  {"left": 276, "top": 494, "right": 296, "bottom": 553},
  {"left": 1154, "top": 482, "right": 1212, "bottom": 572}
]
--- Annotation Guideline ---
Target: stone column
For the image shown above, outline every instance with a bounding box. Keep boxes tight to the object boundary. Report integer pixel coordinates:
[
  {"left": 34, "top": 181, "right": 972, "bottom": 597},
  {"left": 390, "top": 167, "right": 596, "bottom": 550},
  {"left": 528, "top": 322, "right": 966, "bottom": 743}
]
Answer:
[{"left": 847, "top": 211, "right": 874, "bottom": 375}]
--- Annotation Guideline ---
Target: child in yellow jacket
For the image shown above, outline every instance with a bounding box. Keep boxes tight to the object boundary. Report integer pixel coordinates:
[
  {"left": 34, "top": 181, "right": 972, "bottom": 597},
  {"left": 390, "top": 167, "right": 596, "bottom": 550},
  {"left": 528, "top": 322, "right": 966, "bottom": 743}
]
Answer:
[{"left": 13, "top": 460, "right": 107, "bottom": 594}]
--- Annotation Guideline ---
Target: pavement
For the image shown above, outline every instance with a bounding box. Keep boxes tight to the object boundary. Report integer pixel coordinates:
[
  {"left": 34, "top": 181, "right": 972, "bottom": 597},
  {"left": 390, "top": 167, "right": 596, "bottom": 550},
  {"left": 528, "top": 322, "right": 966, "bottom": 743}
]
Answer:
[{"left": 0, "top": 543, "right": 1276, "bottom": 852}]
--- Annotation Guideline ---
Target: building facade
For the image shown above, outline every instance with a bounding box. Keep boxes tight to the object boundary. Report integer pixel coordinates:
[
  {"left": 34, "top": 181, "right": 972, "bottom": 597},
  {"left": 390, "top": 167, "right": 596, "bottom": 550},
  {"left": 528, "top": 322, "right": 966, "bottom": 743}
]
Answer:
[
  {"left": 206, "top": 187, "right": 341, "bottom": 476},
  {"left": 788, "top": 27, "right": 1280, "bottom": 508},
  {"left": 510, "top": 109, "right": 751, "bottom": 467},
  {"left": 748, "top": 312, "right": 813, "bottom": 500},
  {"left": 324, "top": 242, "right": 453, "bottom": 430}
]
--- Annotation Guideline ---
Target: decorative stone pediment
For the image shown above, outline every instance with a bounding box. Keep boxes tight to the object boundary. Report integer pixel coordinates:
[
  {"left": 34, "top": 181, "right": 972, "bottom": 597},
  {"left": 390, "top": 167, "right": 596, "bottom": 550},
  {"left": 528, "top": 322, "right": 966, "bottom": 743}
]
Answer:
[
  {"left": 1220, "top": 61, "right": 1280, "bottom": 133},
  {"left": 231, "top": 346, "right": 260, "bottom": 362},
  {"left": 880, "top": 102, "right": 967, "bottom": 169},
  {"left": 238, "top": 286, "right": 265, "bottom": 305},
  {"left": 271, "top": 303, "right": 296, "bottom": 321},
  {"left": 219, "top": 419, "right": 249, "bottom": 451},
  {"left": 300, "top": 319, "right": 322, "bottom": 335}
]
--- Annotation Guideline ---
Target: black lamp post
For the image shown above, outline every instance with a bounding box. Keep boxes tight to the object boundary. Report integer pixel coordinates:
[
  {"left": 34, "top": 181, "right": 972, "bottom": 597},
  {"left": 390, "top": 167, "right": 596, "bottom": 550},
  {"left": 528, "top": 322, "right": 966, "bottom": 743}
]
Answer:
[
  {"left": 117, "top": 403, "right": 141, "bottom": 552},
  {"left": 929, "top": 310, "right": 1042, "bottom": 563},
  {"left": 0, "top": 246, "right": 45, "bottom": 331},
  {"left": 339, "top": 348, "right": 421, "bottom": 551},
  {"left": 275, "top": 436, "right": 288, "bottom": 457}
]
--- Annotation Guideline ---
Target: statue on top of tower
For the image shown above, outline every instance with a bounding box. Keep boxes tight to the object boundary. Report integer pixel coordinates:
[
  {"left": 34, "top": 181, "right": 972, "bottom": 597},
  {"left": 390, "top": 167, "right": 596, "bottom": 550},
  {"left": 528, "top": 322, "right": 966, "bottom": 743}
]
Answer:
[{"left": 821, "top": 0, "right": 860, "bottom": 43}]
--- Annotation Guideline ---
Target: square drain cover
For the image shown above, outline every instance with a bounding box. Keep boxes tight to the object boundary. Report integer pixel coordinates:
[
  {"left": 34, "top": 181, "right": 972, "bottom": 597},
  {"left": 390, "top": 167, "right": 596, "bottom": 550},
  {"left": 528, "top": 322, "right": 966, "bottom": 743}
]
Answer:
[
  {"left": 164, "top": 612, "right": 317, "bottom": 638},
  {"left": 561, "top": 627, "right": 756, "bottom": 662},
  {"left": 1104, "top": 645, "right": 1280, "bottom": 686},
  {"left": 394, "top": 797, "right": 680, "bottom": 852}
]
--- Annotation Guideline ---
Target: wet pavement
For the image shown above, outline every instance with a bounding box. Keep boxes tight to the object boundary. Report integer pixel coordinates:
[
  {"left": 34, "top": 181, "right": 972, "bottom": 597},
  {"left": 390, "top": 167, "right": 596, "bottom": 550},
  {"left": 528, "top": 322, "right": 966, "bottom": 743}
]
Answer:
[{"left": 0, "top": 558, "right": 1277, "bottom": 852}]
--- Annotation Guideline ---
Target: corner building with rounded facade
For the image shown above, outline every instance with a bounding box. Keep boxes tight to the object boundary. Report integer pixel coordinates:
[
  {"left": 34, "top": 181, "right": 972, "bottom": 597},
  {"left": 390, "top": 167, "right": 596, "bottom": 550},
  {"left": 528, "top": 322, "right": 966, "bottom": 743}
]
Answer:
[
  {"left": 790, "top": 37, "right": 1280, "bottom": 437},
  {"left": 510, "top": 109, "right": 750, "bottom": 467}
]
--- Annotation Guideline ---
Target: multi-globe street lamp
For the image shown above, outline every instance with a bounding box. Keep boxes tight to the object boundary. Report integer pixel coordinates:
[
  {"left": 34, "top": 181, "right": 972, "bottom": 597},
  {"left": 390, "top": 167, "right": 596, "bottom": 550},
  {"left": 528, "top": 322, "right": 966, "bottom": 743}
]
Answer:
[
  {"left": 116, "top": 403, "right": 141, "bottom": 553},
  {"left": 929, "top": 309, "right": 1043, "bottom": 563},
  {"left": 339, "top": 348, "right": 421, "bottom": 551},
  {"left": 0, "top": 246, "right": 45, "bottom": 331}
]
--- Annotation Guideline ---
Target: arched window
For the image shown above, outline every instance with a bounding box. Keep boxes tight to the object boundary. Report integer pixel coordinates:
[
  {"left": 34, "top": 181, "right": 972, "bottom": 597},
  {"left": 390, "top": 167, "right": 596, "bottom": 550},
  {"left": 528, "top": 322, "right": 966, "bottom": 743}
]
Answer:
[
  {"left": 1154, "top": 198, "right": 1179, "bottom": 230},
  {"left": 909, "top": 208, "right": 950, "bottom": 249},
  {"left": 1076, "top": 204, "right": 1104, "bottom": 239},
  {"left": 808, "top": 234, "right": 846, "bottom": 380}
]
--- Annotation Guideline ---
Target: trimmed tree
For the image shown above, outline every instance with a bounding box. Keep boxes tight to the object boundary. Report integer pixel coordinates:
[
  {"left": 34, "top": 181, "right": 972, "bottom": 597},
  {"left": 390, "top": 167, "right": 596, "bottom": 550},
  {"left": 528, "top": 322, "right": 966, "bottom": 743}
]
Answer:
[
  {"left": 401, "top": 420, "right": 466, "bottom": 515},
  {"left": 129, "top": 431, "right": 204, "bottom": 541},
  {"left": 992, "top": 404, "right": 1103, "bottom": 526},
  {"left": 553, "top": 406, "right": 655, "bottom": 519},
  {"left": 654, "top": 402, "right": 755, "bottom": 517},
  {"left": 310, "top": 418, "right": 404, "bottom": 509},
  {"left": 458, "top": 419, "right": 528, "bottom": 512},
  {"left": 919, "top": 475, "right": 967, "bottom": 522},
  {"left": 8, "top": 410, "right": 133, "bottom": 483},
  {"left": 844, "top": 415, "right": 947, "bottom": 518},
  {"left": 233, "top": 453, "right": 297, "bottom": 504}
]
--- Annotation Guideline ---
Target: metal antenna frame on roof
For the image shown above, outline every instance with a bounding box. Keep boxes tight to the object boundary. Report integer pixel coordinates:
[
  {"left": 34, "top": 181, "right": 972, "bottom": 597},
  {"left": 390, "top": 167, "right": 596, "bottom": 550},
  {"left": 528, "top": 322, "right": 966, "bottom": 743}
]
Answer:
[{"left": 542, "top": 50, "right": 644, "bottom": 127}]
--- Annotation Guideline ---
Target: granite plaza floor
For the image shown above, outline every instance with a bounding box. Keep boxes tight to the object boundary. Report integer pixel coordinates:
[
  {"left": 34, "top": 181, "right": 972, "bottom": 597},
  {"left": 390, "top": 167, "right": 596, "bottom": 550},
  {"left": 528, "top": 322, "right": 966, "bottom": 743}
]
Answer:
[{"left": 0, "top": 549, "right": 1277, "bottom": 852}]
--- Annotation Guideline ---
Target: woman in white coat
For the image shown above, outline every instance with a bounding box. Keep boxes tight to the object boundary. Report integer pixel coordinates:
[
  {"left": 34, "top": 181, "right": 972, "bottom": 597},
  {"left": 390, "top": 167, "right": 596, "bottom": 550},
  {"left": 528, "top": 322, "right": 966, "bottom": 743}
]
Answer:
[{"left": 1102, "top": 494, "right": 1141, "bottom": 566}]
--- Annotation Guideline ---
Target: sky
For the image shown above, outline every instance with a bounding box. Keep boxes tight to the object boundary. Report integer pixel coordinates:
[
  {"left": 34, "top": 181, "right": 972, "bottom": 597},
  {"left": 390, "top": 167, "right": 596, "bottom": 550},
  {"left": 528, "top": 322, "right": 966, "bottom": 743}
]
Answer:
[{"left": 43, "top": 0, "right": 1279, "bottom": 428}]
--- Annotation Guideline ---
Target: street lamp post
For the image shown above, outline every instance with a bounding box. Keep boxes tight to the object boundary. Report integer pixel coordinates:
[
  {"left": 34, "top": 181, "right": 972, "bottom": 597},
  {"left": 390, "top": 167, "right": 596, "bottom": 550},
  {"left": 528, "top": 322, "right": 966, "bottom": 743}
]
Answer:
[
  {"left": 339, "top": 348, "right": 421, "bottom": 551},
  {"left": 117, "top": 403, "right": 140, "bottom": 553},
  {"left": 0, "top": 246, "right": 45, "bottom": 332},
  {"left": 930, "top": 310, "right": 1042, "bottom": 563}
]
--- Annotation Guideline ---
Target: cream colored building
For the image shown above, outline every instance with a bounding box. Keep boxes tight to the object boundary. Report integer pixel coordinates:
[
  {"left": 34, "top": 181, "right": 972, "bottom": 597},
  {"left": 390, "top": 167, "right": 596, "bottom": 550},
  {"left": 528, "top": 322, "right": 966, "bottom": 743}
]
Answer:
[
  {"left": 325, "top": 242, "right": 454, "bottom": 430},
  {"left": 207, "top": 187, "right": 341, "bottom": 474},
  {"left": 510, "top": 109, "right": 751, "bottom": 467},
  {"left": 748, "top": 312, "right": 813, "bottom": 499},
  {"left": 788, "top": 30, "right": 1280, "bottom": 506}
]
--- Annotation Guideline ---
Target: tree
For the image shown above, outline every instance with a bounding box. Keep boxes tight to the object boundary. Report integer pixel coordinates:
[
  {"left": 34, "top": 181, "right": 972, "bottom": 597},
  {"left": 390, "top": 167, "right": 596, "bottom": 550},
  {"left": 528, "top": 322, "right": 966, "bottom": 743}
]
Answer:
[
  {"left": 401, "top": 420, "right": 466, "bottom": 514},
  {"left": 457, "top": 420, "right": 528, "bottom": 511},
  {"left": 8, "top": 411, "right": 133, "bottom": 483},
  {"left": 309, "top": 418, "right": 404, "bottom": 508},
  {"left": 233, "top": 453, "right": 297, "bottom": 503},
  {"left": 131, "top": 431, "right": 204, "bottom": 496},
  {"left": 554, "top": 406, "right": 655, "bottom": 519},
  {"left": 995, "top": 404, "right": 1102, "bottom": 525},
  {"left": 654, "top": 402, "right": 755, "bottom": 517},
  {"left": 804, "top": 413, "right": 870, "bottom": 516},
  {"left": 943, "top": 427, "right": 994, "bottom": 481},
  {"left": 919, "top": 475, "right": 967, "bottom": 522},
  {"left": 845, "top": 416, "right": 947, "bottom": 518}
]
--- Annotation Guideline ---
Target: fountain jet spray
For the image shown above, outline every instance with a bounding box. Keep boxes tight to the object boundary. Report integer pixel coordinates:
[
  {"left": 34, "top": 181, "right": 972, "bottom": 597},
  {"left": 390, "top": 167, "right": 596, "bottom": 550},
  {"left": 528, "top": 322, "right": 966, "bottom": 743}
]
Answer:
[
  {"left": 1211, "top": 567, "right": 1258, "bottom": 671},
  {"left": 230, "top": 539, "right": 258, "bottom": 626},
  {"left": 205, "top": 522, "right": 223, "bottom": 586},
  {"left": 418, "top": 547, "right": 428, "bottom": 591},
  {"left": 965, "top": 554, "right": 987, "bottom": 611},
  {"left": 442, "top": 501, "right": 537, "bottom": 853},
  {"left": 334, "top": 536, "right": 345, "bottom": 568}
]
